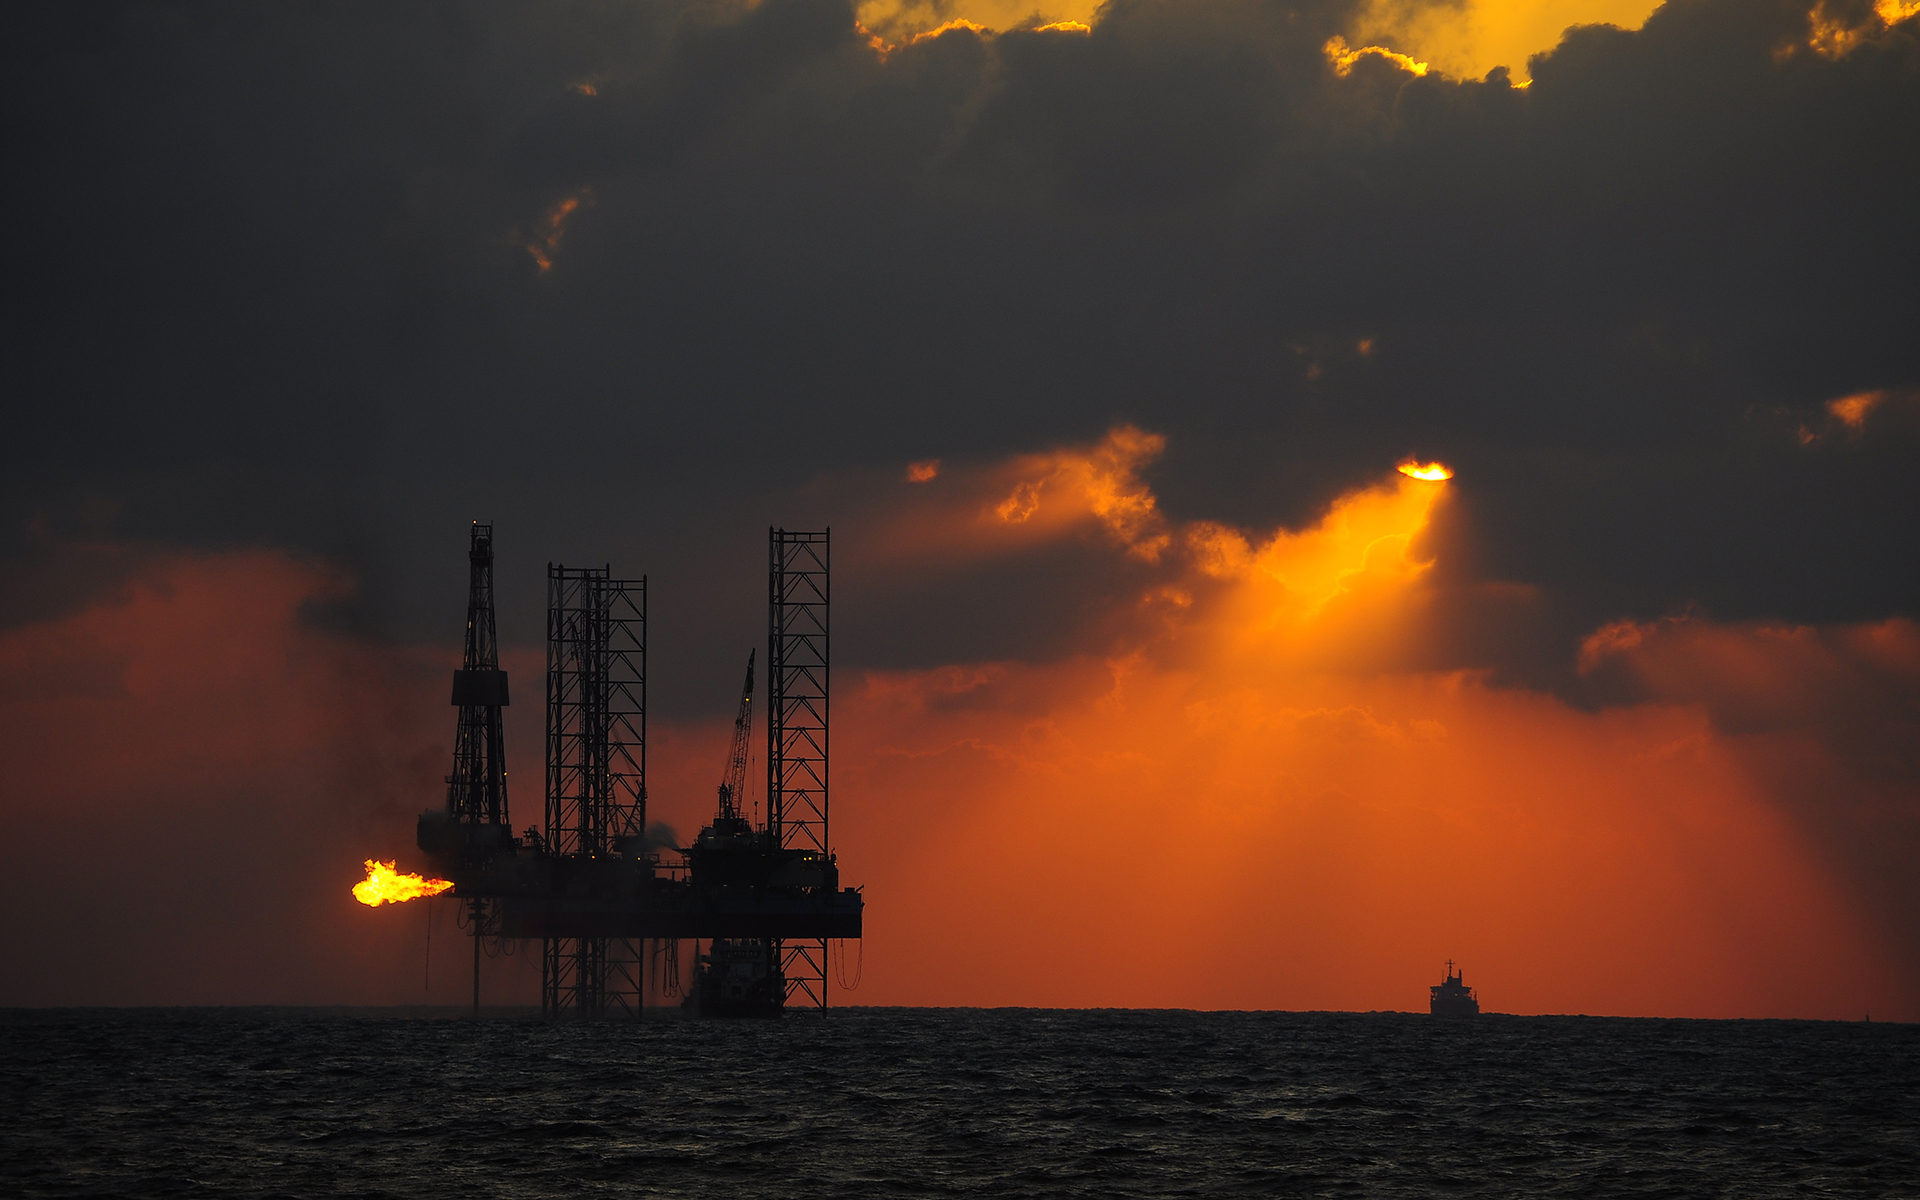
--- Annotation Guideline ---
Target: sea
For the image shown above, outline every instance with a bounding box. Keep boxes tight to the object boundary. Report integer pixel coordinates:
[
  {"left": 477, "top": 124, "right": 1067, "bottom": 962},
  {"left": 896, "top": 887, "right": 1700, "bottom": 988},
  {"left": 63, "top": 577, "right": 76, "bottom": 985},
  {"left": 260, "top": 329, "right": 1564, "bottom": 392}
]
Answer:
[{"left": 3, "top": 1007, "right": 1915, "bottom": 1198}]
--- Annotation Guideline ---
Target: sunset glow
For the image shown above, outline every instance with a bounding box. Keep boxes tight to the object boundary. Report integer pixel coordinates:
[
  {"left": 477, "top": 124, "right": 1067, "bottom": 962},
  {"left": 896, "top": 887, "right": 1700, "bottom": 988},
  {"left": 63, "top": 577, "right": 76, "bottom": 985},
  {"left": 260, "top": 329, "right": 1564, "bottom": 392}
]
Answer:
[
  {"left": 1345, "top": 0, "right": 1661, "bottom": 82},
  {"left": 1324, "top": 35, "right": 1430, "bottom": 77},
  {"left": 786, "top": 428, "right": 1913, "bottom": 1016},
  {"left": 852, "top": 0, "right": 1663, "bottom": 81},
  {"left": 5, "top": 445, "right": 1916, "bottom": 1017},
  {"left": 908, "top": 18, "right": 989, "bottom": 46},
  {"left": 351, "top": 860, "right": 453, "bottom": 907},
  {"left": 6, "top": 0, "right": 1917, "bottom": 1034},
  {"left": 1804, "top": 0, "right": 1920, "bottom": 57}
]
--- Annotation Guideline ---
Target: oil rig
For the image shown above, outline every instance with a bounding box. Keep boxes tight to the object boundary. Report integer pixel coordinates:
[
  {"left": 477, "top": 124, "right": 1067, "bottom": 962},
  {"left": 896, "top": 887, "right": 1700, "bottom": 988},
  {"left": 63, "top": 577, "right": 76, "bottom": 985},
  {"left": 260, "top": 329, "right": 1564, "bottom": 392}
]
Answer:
[{"left": 415, "top": 524, "right": 861, "bottom": 1017}]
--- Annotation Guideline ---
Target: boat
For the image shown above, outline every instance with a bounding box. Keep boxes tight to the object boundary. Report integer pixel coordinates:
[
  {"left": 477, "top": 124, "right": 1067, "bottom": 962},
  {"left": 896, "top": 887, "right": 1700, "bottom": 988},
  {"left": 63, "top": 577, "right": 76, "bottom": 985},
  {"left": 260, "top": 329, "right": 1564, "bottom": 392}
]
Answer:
[
  {"left": 684, "top": 937, "right": 785, "bottom": 1018},
  {"left": 1430, "top": 960, "right": 1480, "bottom": 1016}
]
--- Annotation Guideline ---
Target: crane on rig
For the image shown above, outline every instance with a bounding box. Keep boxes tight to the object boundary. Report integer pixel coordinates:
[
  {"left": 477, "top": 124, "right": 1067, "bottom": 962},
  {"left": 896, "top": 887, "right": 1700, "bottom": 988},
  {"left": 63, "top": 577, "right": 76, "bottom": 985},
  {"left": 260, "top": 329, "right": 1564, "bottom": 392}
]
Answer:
[
  {"left": 685, "top": 648, "right": 788, "bottom": 1015},
  {"left": 716, "top": 650, "right": 754, "bottom": 825}
]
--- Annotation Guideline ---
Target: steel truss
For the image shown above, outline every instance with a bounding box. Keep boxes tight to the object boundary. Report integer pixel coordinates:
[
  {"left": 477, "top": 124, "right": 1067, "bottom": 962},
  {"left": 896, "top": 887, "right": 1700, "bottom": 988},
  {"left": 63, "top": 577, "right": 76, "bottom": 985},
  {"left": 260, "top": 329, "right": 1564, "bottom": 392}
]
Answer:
[
  {"left": 768, "top": 529, "right": 830, "bottom": 1011},
  {"left": 542, "top": 937, "right": 648, "bottom": 1018},
  {"left": 447, "top": 523, "right": 514, "bottom": 1017},
  {"left": 448, "top": 522, "right": 510, "bottom": 827},
  {"left": 542, "top": 565, "right": 648, "bottom": 1018}
]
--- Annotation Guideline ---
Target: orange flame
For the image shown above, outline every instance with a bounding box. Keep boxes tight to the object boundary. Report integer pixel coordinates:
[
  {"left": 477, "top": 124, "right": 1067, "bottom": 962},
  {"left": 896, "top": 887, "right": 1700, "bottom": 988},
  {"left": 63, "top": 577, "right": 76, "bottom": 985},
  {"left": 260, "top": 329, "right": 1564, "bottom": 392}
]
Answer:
[
  {"left": 352, "top": 859, "right": 453, "bottom": 907},
  {"left": 1396, "top": 459, "right": 1453, "bottom": 481}
]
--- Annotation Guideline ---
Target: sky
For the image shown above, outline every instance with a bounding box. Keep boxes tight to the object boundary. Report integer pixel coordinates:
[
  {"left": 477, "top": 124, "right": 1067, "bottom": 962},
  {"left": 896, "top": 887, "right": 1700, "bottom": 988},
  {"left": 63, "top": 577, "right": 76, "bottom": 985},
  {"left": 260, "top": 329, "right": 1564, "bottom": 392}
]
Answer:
[{"left": 3, "top": 0, "right": 1917, "bottom": 1017}]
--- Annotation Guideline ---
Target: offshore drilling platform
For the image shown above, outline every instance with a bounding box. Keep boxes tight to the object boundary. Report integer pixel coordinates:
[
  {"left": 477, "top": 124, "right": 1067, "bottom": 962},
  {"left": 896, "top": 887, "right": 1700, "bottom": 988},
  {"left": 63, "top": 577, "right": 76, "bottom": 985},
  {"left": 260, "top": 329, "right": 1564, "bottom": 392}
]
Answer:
[{"left": 410, "top": 524, "right": 861, "bottom": 1017}]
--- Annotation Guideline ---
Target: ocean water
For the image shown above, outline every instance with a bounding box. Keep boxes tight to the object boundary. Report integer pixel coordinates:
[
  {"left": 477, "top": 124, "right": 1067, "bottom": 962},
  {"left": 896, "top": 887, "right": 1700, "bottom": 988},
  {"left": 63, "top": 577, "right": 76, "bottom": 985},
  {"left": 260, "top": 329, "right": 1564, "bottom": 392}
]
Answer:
[{"left": 3, "top": 1007, "right": 1915, "bottom": 1198}]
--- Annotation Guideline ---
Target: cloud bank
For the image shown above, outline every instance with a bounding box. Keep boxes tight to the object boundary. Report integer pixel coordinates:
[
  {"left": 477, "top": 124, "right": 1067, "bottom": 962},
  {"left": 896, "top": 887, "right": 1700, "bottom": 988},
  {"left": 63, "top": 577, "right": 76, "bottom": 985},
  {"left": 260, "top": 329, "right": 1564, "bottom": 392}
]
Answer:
[{"left": 3, "top": 0, "right": 1918, "bottom": 1012}]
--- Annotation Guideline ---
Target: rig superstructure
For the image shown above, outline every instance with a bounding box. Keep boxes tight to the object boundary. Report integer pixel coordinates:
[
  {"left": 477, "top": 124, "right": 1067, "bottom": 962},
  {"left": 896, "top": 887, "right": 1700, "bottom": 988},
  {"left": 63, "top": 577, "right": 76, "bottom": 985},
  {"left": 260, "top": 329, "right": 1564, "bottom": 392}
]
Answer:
[{"left": 415, "top": 526, "right": 861, "bottom": 1017}]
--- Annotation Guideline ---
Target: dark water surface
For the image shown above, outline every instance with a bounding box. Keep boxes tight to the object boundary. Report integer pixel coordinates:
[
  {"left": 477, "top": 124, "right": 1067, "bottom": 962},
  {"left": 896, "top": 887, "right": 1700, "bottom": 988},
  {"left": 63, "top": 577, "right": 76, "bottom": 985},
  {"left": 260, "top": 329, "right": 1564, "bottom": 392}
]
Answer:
[{"left": 3, "top": 1008, "right": 1915, "bottom": 1198}]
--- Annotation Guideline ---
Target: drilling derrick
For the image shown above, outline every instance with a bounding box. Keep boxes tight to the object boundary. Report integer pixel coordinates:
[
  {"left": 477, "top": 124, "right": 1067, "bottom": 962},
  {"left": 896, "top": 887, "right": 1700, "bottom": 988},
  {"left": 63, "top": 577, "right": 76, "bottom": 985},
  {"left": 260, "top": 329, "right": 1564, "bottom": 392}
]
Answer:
[
  {"left": 541, "top": 566, "right": 648, "bottom": 1018},
  {"left": 449, "top": 524, "right": 511, "bottom": 829},
  {"left": 769, "top": 528, "right": 830, "bottom": 1010},
  {"left": 416, "top": 523, "right": 514, "bottom": 1016}
]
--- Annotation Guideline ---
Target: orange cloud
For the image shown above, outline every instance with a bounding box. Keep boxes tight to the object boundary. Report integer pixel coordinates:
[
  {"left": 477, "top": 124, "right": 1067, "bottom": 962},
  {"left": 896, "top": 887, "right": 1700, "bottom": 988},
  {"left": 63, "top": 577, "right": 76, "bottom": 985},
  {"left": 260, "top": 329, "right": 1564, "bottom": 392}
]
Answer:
[
  {"left": 1786, "top": 387, "right": 1916, "bottom": 445},
  {"left": 857, "top": 0, "right": 1097, "bottom": 46},
  {"left": 993, "top": 425, "right": 1169, "bottom": 558},
  {"left": 1324, "top": 35, "right": 1430, "bottom": 77},
  {"left": 859, "top": 18, "right": 994, "bottom": 61},
  {"left": 819, "top": 431, "right": 1915, "bottom": 1017},
  {"left": 1346, "top": 0, "right": 1660, "bottom": 83},
  {"left": 910, "top": 18, "right": 991, "bottom": 44},
  {"left": 855, "top": 21, "right": 891, "bottom": 56},
  {"left": 867, "top": 426, "right": 1177, "bottom": 564},
  {"left": 1828, "top": 389, "right": 1887, "bottom": 429},
  {"left": 860, "top": 0, "right": 1663, "bottom": 83},
  {"left": 524, "top": 189, "right": 590, "bottom": 273},
  {"left": 906, "top": 458, "right": 940, "bottom": 483},
  {"left": 1802, "top": 0, "right": 1920, "bottom": 59}
]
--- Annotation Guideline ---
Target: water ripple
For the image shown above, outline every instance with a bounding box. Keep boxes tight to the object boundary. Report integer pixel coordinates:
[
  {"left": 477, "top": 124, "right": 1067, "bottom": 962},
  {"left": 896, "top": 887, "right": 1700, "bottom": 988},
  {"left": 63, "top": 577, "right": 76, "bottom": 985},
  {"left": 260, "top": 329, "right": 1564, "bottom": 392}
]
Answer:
[{"left": 1, "top": 1008, "right": 1914, "bottom": 1198}]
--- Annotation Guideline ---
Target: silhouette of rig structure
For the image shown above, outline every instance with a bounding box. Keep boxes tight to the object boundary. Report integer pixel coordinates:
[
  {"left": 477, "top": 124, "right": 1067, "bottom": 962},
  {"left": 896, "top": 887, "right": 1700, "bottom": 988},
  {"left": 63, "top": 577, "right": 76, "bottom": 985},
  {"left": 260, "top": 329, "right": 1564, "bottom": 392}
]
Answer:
[{"left": 417, "top": 524, "right": 860, "bottom": 1018}]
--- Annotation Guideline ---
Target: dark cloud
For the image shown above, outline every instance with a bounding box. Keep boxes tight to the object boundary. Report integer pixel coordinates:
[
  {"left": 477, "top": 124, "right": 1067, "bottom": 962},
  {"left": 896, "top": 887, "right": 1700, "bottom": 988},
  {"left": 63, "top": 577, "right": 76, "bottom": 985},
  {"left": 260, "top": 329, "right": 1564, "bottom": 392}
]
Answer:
[
  {"left": 4, "top": 0, "right": 1918, "bottom": 693},
  {"left": 5, "top": 0, "right": 1920, "bottom": 1008}
]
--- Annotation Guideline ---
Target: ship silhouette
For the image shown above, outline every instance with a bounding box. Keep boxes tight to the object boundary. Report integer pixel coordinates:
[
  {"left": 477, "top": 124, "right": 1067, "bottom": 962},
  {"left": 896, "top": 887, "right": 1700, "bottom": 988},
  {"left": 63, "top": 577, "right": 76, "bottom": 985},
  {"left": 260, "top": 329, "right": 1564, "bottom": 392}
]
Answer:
[{"left": 1430, "top": 960, "right": 1480, "bottom": 1017}]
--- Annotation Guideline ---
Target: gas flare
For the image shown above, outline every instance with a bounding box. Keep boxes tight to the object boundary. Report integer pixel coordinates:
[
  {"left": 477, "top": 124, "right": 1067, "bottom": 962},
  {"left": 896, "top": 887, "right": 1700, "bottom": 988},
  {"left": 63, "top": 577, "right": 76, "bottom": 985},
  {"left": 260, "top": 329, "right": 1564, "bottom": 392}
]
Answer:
[
  {"left": 352, "top": 859, "right": 453, "bottom": 907},
  {"left": 1396, "top": 459, "right": 1453, "bottom": 481}
]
